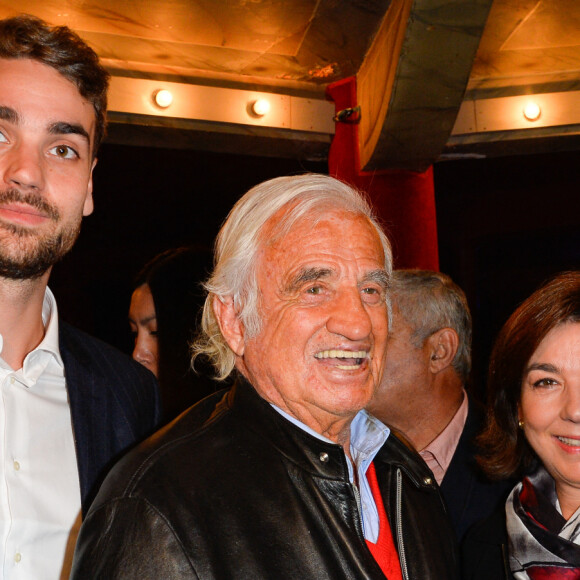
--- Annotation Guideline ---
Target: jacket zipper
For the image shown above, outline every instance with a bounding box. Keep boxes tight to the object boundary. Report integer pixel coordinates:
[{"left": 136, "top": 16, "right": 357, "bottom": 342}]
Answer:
[
  {"left": 351, "top": 483, "right": 365, "bottom": 538},
  {"left": 395, "top": 468, "right": 409, "bottom": 580}
]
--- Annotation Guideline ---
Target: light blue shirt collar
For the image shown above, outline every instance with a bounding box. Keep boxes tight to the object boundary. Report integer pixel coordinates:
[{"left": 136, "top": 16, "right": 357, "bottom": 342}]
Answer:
[{"left": 271, "top": 404, "right": 389, "bottom": 542}]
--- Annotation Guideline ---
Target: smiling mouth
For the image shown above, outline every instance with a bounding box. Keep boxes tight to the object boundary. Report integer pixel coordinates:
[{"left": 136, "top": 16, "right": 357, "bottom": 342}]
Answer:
[
  {"left": 314, "top": 349, "right": 369, "bottom": 370},
  {"left": 556, "top": 436, "right": 580, "bottom": 447}
]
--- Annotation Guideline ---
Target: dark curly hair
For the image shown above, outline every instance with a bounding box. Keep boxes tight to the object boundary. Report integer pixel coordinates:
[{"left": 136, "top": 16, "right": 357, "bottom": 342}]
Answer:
[
  {"left": 0, "top": 14, "right": 109, "bottom": 154},
  {"left": 478, "top": 271, "right": 580, "bottom": 480}
]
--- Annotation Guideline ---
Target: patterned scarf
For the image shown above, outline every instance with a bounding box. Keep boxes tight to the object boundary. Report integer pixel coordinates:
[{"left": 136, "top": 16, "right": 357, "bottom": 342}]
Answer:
[{"left": 506, "top": 465, "right": 580, "bottom": 579}]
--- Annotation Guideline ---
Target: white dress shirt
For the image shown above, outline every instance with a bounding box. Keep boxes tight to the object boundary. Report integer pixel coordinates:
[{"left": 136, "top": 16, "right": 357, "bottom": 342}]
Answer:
[{"left": 0, "top": 288, "right": 81, "bottom": 579}]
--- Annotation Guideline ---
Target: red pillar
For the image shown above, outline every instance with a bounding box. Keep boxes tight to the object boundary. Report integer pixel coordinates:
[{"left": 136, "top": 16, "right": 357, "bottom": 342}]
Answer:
[{"left": 326, "top": 77, "right": 439, "bottom": 270}]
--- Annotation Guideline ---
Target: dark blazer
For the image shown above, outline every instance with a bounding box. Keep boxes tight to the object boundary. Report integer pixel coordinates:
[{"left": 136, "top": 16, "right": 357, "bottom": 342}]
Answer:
[
  {"left": 59, "top": 321, "right": 161, "bottom": 513},
  {"left": 461, "top": 507, "right": 514, "bottom": 580},
  {"left": 440, "top": 395, "right": 514, "bottom": 541}
]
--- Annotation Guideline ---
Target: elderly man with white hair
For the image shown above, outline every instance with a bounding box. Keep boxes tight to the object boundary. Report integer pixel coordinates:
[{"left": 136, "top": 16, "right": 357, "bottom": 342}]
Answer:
[{"left": 71, "top": 174, "right": 459, "bottom": 579}]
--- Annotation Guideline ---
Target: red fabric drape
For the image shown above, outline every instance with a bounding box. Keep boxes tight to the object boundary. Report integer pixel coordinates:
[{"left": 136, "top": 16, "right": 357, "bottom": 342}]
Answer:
[{"left": 326, "top": 76, "right": 439, "bottom": 270}]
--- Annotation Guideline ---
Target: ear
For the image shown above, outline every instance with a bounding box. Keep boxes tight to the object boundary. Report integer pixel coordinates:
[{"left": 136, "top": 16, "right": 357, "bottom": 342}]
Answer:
[
  {"left": 427, "top": 328, "right": 459, "bottom": 373},
  {"left": 83, "top": 157, "right": 97, "bottom": 217},
  {"left": 212, "top": 295, "right": 245, "bottom": 357}
]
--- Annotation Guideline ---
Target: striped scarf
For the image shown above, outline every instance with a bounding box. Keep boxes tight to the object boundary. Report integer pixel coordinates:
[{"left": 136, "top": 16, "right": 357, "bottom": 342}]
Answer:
[{"left": 506, "top": 466, "right": 580, "bottom": 579}]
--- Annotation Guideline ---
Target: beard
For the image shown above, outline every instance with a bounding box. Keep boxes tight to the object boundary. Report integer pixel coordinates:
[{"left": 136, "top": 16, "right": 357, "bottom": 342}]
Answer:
[{"left": 0, "top": 188, "right": 82, "bottom": 280}]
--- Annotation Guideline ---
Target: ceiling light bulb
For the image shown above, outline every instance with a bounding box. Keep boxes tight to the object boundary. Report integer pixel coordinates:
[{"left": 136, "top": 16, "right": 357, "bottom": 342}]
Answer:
[
  {"left": 252, "top": 99, "right": 270, "bottom": 117},
  {"left": 154, "top": 89, "right": 173, "bottom": 109},
  {"left": 523, "top": 102, "right": 541, "bottom": 122}
]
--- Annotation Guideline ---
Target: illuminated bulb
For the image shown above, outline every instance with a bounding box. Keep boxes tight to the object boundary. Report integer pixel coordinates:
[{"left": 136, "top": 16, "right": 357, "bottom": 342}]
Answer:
[
  {"left": 154, "top": 89, "right": 173, "bottom": 109},
  {"left": 523, "top": 102, "right": 541, "bottom": 122},
  {"left": 252, "top": 99, "right": 271, "bottom": 117}
]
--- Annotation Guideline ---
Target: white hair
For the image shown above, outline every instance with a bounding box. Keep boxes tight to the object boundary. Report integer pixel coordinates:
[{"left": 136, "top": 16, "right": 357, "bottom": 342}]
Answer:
[{"left": 193, "top": 173, "right": 392, "bottom": 379}]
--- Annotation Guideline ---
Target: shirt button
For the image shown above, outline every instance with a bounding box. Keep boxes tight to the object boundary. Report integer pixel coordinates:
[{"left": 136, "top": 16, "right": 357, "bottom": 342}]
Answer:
[
  {"left": 319, "top": 452, "right": 329, "bottom": 463},
  {"left": 10, "top": 377, "right": 15, "bottom": 385},
  {"left": 14, "top": 553, "right": 21, "bottom": 563},
  {"left": 13, "top": 461, "right": 20, "bottom": 471}
]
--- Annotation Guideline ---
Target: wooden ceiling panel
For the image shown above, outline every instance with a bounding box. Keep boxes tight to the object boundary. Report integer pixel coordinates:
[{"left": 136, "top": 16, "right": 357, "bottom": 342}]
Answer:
[
  {"left": 1, "top": 0, "right": 317, "bottom": 52},
  {"left": 502, "top": 0, "right": 580, "bottom": 50},
  {"left": 0, "top": 0, "right": 389, "bottom": 89},
  {"left": 1, "top": 0, "right": 578, "bottom": 165},
  {"left": 469, "top": 0, "right": 580, "bottom": 92}
]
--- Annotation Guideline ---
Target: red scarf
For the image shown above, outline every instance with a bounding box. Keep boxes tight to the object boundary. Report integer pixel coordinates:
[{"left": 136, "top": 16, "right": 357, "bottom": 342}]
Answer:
[{"left": 365, "top": 462, "right": 403, "bottom": 580}]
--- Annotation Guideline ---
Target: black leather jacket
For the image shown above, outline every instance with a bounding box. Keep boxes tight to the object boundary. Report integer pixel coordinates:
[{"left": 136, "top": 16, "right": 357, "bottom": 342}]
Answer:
[{"left": 72, "top": 380, "right": 459, "bottom": 579}]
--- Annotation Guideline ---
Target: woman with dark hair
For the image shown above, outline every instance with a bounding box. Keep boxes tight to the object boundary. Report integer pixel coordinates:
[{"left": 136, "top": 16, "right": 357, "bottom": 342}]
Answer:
[
  {"left": 463, "top": 271, "right": 580, "bottom": 579},
  {"left": 129, "top": 247, "right": 218, "bottom": 422}
]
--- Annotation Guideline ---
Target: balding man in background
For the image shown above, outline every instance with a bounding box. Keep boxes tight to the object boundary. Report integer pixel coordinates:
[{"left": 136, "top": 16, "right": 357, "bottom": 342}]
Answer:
[{"left": 368, "top": 270, "right": 512, "bottom": 540}]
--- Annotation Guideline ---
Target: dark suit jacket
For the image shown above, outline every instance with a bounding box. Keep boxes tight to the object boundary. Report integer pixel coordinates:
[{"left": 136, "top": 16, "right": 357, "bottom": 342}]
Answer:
[
  {"left": 59, "top": 321, "right": 161, "bottom": 513},
  {"left": 440, "top": 395, "right": 514, "bottom": 541},
  {"left": 461, "top": 507, "right": 514, "bottom": 580}
]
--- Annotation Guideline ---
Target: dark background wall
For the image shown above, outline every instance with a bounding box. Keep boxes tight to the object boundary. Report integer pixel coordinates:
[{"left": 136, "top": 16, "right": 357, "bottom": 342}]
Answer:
[
  {"left": 434, "top": 150, "right": 580, "bottom": 399},
  {"left": 51, "top": 143, "right": 580, "bottom": 399},
  {"left": 50, "top": 143, "right": 326, "bottom": 354}
]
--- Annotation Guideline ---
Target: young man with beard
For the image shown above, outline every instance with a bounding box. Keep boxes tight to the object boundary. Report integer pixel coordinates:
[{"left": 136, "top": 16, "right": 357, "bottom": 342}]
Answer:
[{"left": 0, "top": 15, "right": 160, "bottom": 579}]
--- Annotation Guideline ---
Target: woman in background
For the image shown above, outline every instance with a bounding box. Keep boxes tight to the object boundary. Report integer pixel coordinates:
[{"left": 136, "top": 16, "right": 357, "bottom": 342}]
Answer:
[
  {"left": 129, "top": 247, "right": 217, "bottom": 422},
  {"left": 463, "top": 271, "right": 580, "bottom": 579}
]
